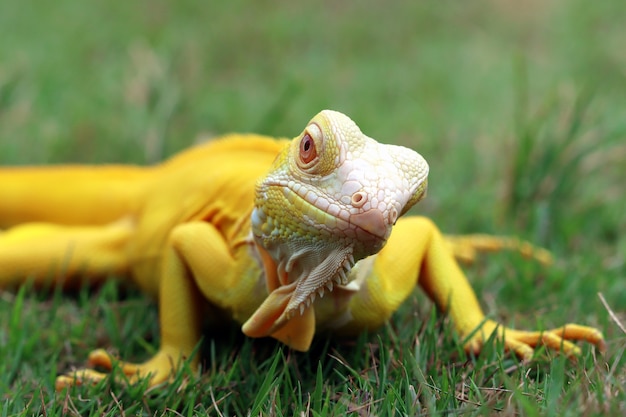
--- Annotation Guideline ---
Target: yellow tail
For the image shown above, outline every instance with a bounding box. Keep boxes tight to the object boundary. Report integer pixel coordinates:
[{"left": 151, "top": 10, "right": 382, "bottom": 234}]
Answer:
[{"left": 0, "top": 164, "right": 151, "bottom": 228}]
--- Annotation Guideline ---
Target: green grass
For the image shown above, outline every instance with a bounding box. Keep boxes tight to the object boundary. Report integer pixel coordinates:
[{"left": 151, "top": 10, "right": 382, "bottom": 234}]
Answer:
[{"left": 1, "top": 0, "right": 625, "bottom": 415}]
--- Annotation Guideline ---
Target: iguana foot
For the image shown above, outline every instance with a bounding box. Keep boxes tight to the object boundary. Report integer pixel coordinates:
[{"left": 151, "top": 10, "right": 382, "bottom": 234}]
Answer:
[
  {"left": 463, "top": 320, "right": 606, "bottom": 360},
  {"left": 55, "top": 348, "right": 188, "bottom": 390}
]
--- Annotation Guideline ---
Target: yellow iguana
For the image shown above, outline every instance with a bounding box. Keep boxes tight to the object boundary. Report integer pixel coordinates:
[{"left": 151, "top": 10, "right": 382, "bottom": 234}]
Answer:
[{"left": 0, "top": 110, "right": 604, "bottom": 390}]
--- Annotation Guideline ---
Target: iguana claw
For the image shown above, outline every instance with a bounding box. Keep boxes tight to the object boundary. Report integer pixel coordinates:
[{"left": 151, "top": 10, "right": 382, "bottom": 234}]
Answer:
[
  {"left": 55, "top": 348, "right": 190, "bottom": 390},
  {"left": 463, "top": 320, "right": 606, "bottom": 361}
]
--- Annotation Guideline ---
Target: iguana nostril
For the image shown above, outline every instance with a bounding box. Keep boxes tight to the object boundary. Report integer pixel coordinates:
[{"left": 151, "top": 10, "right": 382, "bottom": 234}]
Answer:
[
  {"left": 388, "top": 207, "right": 398, "bottom": 225},
  {"left": 351, "top": 191, "right": 367, "bottom": 208}
]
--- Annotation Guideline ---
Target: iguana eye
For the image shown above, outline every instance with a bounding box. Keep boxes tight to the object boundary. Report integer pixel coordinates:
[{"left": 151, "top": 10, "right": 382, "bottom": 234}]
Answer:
[
  {"left": 299, "top": 133, "right": 317, "bottom": 164},
  {"left": 297, "top": 123, "right": 323, "bottom": 170}
]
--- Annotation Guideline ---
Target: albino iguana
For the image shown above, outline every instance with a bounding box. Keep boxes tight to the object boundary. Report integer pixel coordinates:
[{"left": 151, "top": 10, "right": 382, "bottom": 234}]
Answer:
[{"left": 0, "top": 110, "right": 604, "bottom": 389}]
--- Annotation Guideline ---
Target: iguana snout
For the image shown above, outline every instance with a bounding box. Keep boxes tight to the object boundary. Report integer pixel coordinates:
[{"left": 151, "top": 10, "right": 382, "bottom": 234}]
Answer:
[{"left": 243, "top": 110, "right": 429, "bottom": 350}]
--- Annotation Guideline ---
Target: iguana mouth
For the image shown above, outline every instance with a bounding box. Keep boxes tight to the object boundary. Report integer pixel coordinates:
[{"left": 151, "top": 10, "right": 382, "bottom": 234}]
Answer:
[{"left": 278, "top": 182, "right": 392, "bottom": 243}]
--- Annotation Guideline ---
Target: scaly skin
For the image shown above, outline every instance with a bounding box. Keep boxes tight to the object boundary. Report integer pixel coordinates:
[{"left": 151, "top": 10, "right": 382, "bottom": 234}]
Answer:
[{"left": 0, "top": 110, "right": 604, "bottom": 390}]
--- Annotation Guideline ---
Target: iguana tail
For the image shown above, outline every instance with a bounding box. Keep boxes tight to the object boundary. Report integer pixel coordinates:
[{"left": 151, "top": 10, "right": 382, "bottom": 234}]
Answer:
[{"left": 0, "top": 165, "right": 151, "bottom": 228}]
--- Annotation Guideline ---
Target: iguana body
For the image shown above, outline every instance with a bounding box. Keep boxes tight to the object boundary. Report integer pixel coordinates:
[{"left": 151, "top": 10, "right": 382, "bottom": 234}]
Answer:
[{"left": 0, "top": 110, "right": 604, "bottom": 389}]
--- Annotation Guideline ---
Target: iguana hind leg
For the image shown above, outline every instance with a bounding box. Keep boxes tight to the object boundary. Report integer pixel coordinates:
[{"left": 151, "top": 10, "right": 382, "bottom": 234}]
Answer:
[{"left": 445, "top": 234, "right": 553, "bottom": 265}]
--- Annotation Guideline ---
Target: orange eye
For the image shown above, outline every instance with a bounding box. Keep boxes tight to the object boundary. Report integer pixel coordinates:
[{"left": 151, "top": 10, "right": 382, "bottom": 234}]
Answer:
[{"left": 299, "top": 133, "right": 317, "bottom": 164}]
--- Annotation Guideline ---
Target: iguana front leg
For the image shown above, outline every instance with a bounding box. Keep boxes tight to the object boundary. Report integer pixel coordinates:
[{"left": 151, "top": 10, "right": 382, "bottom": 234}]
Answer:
[
  {"left": 56, "top": 221, "right": 237, "bottom": 388},
  {"left": 342, "top": 216, "right": 605, "bottom": 358}
]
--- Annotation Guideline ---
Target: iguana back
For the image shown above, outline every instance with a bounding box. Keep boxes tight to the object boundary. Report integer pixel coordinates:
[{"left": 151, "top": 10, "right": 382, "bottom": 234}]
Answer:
[{"left": 0, "top": 134, "right": 287, "bottom": 229}]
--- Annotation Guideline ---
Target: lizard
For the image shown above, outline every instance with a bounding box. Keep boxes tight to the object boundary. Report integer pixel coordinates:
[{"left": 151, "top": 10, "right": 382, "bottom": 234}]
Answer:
[{"left": 0, "top": 110, "right": 605, "bottom": 390}]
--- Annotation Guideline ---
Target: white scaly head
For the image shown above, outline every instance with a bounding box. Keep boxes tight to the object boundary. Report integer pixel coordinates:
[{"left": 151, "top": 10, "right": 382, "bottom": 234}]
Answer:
[{"left": 243, "top": 110, "right": 429, "bottom": 350}]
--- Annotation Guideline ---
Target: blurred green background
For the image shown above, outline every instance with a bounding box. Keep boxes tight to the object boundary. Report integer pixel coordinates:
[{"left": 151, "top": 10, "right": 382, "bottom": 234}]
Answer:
[{"left": 1, "top": 0, "right": 624, "bottom": 414}]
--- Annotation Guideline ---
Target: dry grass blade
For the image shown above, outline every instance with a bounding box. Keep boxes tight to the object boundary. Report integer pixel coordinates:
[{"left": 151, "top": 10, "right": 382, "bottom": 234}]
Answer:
[{"left": 598, "top": 292, "right": 626, "bottom": 335}]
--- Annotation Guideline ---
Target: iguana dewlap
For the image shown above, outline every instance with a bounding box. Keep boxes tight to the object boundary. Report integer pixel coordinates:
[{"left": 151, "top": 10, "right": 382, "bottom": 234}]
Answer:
[{"left": 0, "top": 110, "right": 604, "bottom": 389}]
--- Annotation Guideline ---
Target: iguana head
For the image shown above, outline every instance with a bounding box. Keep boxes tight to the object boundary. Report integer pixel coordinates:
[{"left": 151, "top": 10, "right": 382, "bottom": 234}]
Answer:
[{"left": 243, "top": 110, "right": 428, "bottom": 350}]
